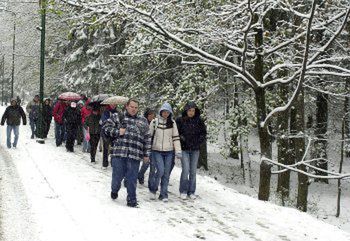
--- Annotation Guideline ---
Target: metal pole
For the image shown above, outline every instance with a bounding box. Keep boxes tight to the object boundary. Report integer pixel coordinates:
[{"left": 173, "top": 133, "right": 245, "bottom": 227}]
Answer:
[
  {"left": 37, "top": 0, "right": 46, "bottom": 143},
  {"left": 1, "top": 55, "right": 4, "bottom": 105},
  {"left": 10, "top": 13, "right": 15, "bottom": 99}
]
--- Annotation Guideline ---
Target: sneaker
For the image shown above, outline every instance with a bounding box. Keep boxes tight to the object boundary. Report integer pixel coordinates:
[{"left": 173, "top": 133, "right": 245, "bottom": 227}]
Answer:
[
  {"left": 102, "top": 166, "right": 107, "bottom": 170},
  {"left": 158, "top": 195, "right": 168, "bottom": 202},
  {"left": 149, "top": 192, "right": 156, "bottom": 200},
  {"left": 91, "top": 160, "right": 96, "bottom": 164},
  {"left": 180, "top": 193, "right": 187, "bottom": 200},
  {"left": 111, "top": 192, "right": 118, "bottom": 200},
  {"left": 189, "top": 194, "right": 197, "bottom": 200}
]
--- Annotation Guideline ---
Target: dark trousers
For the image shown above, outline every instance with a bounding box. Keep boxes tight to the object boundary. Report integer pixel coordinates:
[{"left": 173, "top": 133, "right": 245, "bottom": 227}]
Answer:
[
  {"left": 102, "top": 138, "right": 111, "bottom": 167},
  {"left": 89, "top": 133, "right": 100, "bottom": 162},
  {"left": 66, "top": 128, "right": 77, "bottom": 152},
  {"left": 43, "top": 120, "right": 51, "bottom": 138},
  {"left": 76, "top": 125, "right": 83, "bottom": 145}
]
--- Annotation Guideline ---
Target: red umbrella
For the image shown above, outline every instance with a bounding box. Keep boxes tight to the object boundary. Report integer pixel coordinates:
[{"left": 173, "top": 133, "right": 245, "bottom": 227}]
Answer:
[{"left": 58, "top": 92, "right": 82, "bottom": 101}]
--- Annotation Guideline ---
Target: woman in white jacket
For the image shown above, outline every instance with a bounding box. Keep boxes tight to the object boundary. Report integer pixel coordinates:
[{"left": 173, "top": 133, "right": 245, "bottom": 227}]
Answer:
[{"left": 148, "top": 102, "right": 182, "bottom": 202}]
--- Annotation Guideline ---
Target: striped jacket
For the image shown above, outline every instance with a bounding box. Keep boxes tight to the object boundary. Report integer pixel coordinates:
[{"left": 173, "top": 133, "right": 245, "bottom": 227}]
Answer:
[
  {"left": 150, "top": 117, "right": 181, "bottom": 153},
  {"left": 102, "top": 111, "right": 151, "bottom": 162}
]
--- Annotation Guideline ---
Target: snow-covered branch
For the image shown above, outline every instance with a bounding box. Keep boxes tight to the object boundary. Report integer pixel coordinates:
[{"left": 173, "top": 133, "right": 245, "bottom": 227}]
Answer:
[{"left": 261, "top": 0, "right": 318, "bottom": 128}]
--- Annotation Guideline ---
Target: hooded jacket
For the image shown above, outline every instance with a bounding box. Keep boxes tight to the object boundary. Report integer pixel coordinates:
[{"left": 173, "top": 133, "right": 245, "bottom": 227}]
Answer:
[
  {"left": 150, "top": 102, "right": 181, "bottom": 153},
  {"left": 176, "top": 102, "right": 206, "bottom": 151}
]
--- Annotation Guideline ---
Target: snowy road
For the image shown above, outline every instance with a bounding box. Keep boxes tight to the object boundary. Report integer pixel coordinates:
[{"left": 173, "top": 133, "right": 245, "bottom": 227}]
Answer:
[{"left": 0, "top": 107, "right": 350, "bottom": 240}]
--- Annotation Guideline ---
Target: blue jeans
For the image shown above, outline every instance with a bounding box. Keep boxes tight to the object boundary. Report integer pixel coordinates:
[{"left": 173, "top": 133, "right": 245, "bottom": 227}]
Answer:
[
  {"left": 111, "top": 157, "right": 140, "bottom": 205},
  {"left": 138, "top": 162, "right": 149, "bottom": 183},
  {"left": 55, "top": 122, "right": 65, "bottom": 146},
  {"left": 6, "top": 125, "right": 19, "bottom": 148},
  {"left": 149, "top": 151, "right": 174, "bottom": 198},
  {"left": 83, "top": 127, "right": 91, "bottom": 152},
  {"left": 179, "top": 150, "right": 200, "bottom": 195},
  {"left": 29, "top": 118, "right": 37, "bottom": 137}
]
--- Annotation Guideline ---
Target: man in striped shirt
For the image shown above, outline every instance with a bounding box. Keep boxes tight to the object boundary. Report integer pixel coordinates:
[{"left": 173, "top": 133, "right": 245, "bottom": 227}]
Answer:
[{"left": 102, "top": 99, "right": 151, "bottom": 207}]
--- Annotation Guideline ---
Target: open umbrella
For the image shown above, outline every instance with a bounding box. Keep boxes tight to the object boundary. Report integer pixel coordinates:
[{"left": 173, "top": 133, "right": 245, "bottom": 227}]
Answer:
[
  {"left": 58, "top": 92, "right": 82, "bottom": 101},
  {"left": 89, "top": 94, "right": 112, "bottom": 105},
  {"left": 101, "top": 96, "right": 128, "bottom": 105}
]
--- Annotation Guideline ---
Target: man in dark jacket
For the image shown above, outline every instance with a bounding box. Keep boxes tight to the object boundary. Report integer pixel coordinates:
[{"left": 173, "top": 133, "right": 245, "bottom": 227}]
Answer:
[
  {"left": 1, "top": 98, "right": 27, "bottom": 148},
  {"left": 63, "top": 102, "right": 81, "bottom": 152},
  {"left": 176, "top": 102, "right": 206, "bottom": 200}
]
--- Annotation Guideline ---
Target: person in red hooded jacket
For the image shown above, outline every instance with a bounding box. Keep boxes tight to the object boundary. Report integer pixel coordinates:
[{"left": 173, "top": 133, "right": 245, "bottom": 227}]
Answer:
[{"left": 53, "top": 99, "right": 68, "bottom": 146}]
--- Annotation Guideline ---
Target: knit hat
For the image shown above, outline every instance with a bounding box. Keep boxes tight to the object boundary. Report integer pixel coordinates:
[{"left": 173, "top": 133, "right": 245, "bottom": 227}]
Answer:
[{"left": 71, "top": 102, "right": 77, "bottom": 108}]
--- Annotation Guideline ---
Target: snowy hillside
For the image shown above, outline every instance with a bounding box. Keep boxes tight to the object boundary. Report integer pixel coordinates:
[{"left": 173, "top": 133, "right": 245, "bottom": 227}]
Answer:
[{"left": 0, "top": 107, "right": 349, "bottom": 241}]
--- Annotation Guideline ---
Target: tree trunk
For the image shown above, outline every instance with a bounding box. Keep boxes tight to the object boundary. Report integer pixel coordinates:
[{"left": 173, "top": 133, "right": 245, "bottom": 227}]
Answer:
[
  {"left": 277, "top": 84, "right": 291, "bottom": 200},
  {"left": 256, "top": 87, "right": 272, "bottom": 201},
  {"left": 198, "top": 140, "right": 208, "bottom": 170},
  {"left": 253, "top": 20, "right": 272, "bottom": 201},
  {"left": 229, "top": 83, "right": 239, "bottom": 159},
  {"left": 295, "top": 88, "right": 308, "bottom": 212},
  {"left": 344, "top": 79, "right": 350, "bottom": 157},
  {"left": 314, "top": 92, "right": 329, "bottom": 183}
]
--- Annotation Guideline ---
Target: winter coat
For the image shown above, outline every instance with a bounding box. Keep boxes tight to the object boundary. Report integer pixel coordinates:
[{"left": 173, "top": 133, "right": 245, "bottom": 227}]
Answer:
[
  {"left": 1, "top": 105, "right": 27, "bottom": 126},
  {"left": 53, "top": 101, "right": 66, "bottom": 124},
  {"left": 150, "top": 102, "right": 181, "bottom": 153},
  {"left": 176, "top": 102, "right": 207, "bottom": 151},
  {"left": 26, "top": 100, "right": 40, "bottom": 120},
  {"left": 81, "top": 105, "right": 92, "bottom": 125},
  {"left": 43, "top": 104, "right": 52, "bottom": 123},
  {"left": 84, "top": 113, "right": 101, "bottom": 135},
  {"left": 102, "top": 111, "right": 151, "bottom": 162},
  {"left": 63, "top": 107, "right": 81, "bottom": 131},
  {"left": 150, "top": 117, "right": 181, "bottom": 153}
]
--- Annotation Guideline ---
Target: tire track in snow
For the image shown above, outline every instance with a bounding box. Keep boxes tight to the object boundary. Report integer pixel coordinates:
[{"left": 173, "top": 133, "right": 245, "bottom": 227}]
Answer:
[{"left": 0, "top": 145, "right": 37, "bottom": 241}]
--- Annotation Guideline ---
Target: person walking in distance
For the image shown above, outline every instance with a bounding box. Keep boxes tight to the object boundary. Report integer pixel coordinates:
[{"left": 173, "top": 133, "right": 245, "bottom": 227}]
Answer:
[
  {"left": 63, "top": 102, "right": 81, "bottom": 152},
  {"left": 84, "top": 107, "right": 101, "bottom": 163},
  {"left": 1, "top": 98, "right": 27, "bottom": 148},
  {"left": 102, "top": 99, "right": 151, "bottom": 207},
  {"left": 52, "top": 99, "right": 67, "bottom": 146},
  {"left": 26, "top": 95, "right": 40, "bottom": 139},
  {"left": 42, "top": 98, "right": 53, "bottom": 138}
]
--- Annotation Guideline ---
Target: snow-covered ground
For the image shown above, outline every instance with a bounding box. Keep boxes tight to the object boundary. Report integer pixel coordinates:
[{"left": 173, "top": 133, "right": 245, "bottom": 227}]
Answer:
[{"left": 0, "top": 106, "right": 349, "bottom": 241}]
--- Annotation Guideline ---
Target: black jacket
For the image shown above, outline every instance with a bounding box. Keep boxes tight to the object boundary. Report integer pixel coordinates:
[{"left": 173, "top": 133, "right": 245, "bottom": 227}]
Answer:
[
  {"left": 84, "top": 113, "right": 101, "bottom": 135},
  {"left": 176, "top": 102, "right": 206, "bottom": 151},
  {"left": 43, "top": 104, "right": 52, "bottom": 122},
  {"left": 1, "top": 105, "right": 27, "bottom": 126},
  {"left": 63, "top": 107, "right": 81, "bottom": 130}
]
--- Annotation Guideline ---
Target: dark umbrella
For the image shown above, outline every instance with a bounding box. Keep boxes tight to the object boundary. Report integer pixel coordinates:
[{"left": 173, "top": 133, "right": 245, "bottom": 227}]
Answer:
[{"left": 58, "top": 92, "right": 82, "bottom": 101}]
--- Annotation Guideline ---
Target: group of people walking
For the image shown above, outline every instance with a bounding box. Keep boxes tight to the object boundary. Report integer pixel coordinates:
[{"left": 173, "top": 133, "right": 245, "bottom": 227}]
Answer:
[
  {"left": 0, "top": 95, "right": 207, "bottom": 208},
  {"left": 103, "top": 99, "right": 207, "bottom": 207}
]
